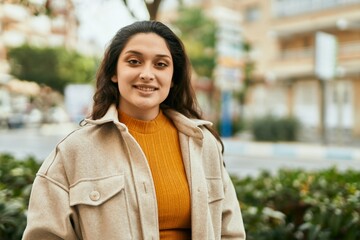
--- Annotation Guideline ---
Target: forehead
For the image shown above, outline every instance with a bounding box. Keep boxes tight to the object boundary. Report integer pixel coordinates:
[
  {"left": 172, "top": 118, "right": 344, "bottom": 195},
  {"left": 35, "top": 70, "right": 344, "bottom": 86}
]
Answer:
[{"left": 122, "top": 33, "right": 171, "bottom": 56}]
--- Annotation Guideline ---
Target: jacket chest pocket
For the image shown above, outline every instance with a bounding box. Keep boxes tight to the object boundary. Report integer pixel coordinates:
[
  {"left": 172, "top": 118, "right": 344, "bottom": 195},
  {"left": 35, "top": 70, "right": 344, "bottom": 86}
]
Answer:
[
  {"left": 69, "top": 174, "right": 132, "bottom": 239},
  {"left": 70, "top": 175, "right": 125, "bottom": 206}
]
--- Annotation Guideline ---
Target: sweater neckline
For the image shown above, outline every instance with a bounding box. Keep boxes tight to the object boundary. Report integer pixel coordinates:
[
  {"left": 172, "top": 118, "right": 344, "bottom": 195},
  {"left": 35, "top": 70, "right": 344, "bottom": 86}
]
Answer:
[{"left": 119, "top": 110, "right": 168, "bottom": 134}]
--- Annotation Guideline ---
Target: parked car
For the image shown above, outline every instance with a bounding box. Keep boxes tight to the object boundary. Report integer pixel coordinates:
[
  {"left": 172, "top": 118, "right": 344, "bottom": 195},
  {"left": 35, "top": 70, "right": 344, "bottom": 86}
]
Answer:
[{"left": 7, "top": 113, "right": 25, "bottom": 129}]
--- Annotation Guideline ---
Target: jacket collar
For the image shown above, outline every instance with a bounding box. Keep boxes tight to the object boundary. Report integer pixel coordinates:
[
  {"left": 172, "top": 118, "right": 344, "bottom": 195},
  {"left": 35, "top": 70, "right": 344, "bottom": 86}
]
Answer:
[{"left": 84, "top": 105, "right": 213, "bottom": 139}]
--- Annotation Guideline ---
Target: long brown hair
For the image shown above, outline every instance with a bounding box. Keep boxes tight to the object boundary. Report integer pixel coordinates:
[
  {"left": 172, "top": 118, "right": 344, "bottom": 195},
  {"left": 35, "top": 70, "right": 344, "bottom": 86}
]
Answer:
[{"left": 91, "top": 21, "right": 223, "bottom": 151}]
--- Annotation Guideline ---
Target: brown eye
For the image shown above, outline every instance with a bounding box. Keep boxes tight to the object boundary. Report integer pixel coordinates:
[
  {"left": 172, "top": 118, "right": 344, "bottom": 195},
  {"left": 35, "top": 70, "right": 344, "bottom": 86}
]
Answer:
[
  {"left": 128, "top": 59, "right": 141, "bottom": 65},
  {"left": 156, "top": 62, "right": 168, "bottom": 68}
]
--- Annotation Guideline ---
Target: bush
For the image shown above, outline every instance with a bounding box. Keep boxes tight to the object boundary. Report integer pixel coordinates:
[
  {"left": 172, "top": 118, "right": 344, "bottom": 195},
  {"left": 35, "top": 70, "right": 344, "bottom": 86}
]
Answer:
[
  {"left": 232, "top": 168, "right": 360, "bottom": 240},
  {"left": 2, "top": 153, "right": 359, "bottom": 240},
  {"left": 0, "top": 154, "right": 40, "bottom": 240},
  {"left": 215, "top": 117, "right": 247, "bottom": 137},
  {"left": 251, "top": 115, "right": 300, "bottom": 142}
]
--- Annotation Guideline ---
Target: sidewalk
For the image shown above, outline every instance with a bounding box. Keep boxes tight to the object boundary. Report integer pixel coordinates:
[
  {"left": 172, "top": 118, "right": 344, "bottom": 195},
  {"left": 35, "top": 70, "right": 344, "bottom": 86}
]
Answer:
[{"left": 222, "top": 138, "right": 360, "bottom": 162}]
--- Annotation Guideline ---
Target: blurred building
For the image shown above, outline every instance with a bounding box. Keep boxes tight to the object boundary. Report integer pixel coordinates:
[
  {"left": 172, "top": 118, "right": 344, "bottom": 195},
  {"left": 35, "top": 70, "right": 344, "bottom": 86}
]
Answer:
[
  {"left": 0, "top": 0, "right": 78, "bottom": 73},
  {"left": 0, "top": 0, "right": 78, "bottom": 127},
  {"left": 161, "top": 0, "right": 360, "bottom": 142},
  {"left": 232, "top": 0, "right": 360, "bottom": 143},
  {"left": 159, "top": 0, "right": 245, "bottom": 126}
]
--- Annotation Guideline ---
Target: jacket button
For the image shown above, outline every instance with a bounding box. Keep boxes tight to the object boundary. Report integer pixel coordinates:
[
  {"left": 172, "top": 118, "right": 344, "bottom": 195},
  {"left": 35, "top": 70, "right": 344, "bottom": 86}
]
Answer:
[{"left": 89, "top": 190, "right": 101, "bottom": 201}]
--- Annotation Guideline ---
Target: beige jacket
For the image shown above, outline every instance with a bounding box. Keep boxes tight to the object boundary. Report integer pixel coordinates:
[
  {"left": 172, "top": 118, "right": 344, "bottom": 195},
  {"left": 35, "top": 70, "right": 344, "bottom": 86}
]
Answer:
[{"left": 22, "top": 105, "right": 246, "bottom": 240}]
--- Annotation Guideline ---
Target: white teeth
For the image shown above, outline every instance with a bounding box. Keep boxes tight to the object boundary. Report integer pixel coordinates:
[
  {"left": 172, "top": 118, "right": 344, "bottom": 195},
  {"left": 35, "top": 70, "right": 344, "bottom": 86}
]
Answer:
[{"left": 137, "top": 86, "right": 156, "bottom": 91}]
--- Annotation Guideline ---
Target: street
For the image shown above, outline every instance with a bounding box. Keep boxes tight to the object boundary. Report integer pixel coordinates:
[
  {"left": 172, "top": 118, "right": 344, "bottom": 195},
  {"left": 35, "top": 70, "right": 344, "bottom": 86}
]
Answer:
[
  {"left": 1, "top": 126, "right": 360, "bottom": 178},
  {"left": 0, "top": 124, "right": 76, "bottom": 160},
  {"left": 224, "top": 154, "right": 360, "bottom": 178}
]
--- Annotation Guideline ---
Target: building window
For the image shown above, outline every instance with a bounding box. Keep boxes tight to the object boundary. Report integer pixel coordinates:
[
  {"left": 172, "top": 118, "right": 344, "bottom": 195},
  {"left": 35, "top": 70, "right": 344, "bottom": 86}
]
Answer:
[{"left": 245, "top": 6, "right": 261, "bottom": 23}]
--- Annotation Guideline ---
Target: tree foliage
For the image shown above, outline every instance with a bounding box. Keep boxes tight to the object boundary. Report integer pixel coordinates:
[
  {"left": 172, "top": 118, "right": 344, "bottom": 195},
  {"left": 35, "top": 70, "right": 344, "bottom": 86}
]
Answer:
[
  {"left": 8, "top": 45, "right": 98, "bottom": 93},
  {"left": 0, "top": 154, "right": 41, "bottom": 240},
  {"left": 173, "top": 6, "right": 217, "bottom": 78}
]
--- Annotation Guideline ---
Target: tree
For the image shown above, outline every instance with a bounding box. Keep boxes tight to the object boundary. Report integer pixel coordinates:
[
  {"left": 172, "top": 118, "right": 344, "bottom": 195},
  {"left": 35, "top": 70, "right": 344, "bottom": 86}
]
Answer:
[
  {"left": 8, "top": 45, "right": 98, "bottom": 93},
  {"left": 121, "top": 0, "right": 183, "bottom": 20},
  {"left": 173, "top": 6, "right": 217, "bottom": 78}
]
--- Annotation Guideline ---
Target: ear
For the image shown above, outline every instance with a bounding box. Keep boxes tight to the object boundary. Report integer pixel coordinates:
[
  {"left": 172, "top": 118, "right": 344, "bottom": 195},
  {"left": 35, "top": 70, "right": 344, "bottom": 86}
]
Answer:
[{"left": 111, "top": 75, "right": 118, "bottom": 83}]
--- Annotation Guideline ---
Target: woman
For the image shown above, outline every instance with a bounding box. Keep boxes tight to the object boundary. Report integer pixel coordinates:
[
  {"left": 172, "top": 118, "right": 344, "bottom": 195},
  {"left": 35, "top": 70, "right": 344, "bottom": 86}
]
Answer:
[{"left": 23, "top": 20, "right": 246, "bottom": 240}]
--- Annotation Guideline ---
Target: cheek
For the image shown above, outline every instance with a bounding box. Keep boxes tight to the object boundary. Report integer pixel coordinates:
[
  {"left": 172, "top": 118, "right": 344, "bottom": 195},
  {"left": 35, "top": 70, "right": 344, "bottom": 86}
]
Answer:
[
  {"left": 114, "top": 74, "right": 127, "bottom": 94},
  {"left": 163, "top": 69, "right": 174, "bottom": 86},
  {"left": 116, "top": 71, "right": 132, "bottom": 85},
  {"left": 117, "top": 79, "right": 129, "bottom": 93}
]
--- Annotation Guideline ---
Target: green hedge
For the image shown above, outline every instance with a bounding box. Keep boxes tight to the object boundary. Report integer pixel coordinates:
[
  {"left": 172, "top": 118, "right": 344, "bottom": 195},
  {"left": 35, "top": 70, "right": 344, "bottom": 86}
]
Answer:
[
  {"left": 1, "top": 154, "right": 359, "bottom": 239},
  {"left": 232, "top": 168, "right": 360, "bottom": 240},
  {"left": 251, "top": 115, "right": 300, "bottom": 142},
  {"left": 0, "top": 154, "right": 40, "bottom": 240}
]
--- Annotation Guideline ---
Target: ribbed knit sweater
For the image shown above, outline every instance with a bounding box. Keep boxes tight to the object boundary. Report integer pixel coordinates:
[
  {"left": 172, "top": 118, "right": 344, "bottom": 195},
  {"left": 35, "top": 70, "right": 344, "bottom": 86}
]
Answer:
[{"left": 119, "top": 110, "right": 191, "bottom": 239}]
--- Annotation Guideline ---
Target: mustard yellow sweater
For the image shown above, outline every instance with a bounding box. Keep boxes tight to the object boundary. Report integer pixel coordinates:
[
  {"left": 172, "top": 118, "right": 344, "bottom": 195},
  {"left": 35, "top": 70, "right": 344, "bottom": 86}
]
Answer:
[{"left": 119, "top": 110, "right": 191, "bottom": 239}]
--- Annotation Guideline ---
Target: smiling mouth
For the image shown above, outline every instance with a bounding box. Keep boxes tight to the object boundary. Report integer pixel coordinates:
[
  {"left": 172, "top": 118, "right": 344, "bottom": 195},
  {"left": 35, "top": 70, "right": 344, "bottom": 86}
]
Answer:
[{"left": 134, "top": 86, "right": 158, "bottom": 91}]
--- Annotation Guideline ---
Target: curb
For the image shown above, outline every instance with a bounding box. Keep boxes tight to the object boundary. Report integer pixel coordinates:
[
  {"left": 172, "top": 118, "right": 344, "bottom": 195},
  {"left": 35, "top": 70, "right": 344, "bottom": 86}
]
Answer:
[{"left": 222, "top": 139, "right": 360, "bottom": 161}]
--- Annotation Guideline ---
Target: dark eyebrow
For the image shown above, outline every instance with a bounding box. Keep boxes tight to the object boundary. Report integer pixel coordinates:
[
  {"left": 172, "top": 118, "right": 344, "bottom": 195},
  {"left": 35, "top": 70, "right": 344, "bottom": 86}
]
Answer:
[{"left": 124, "top": 50, "right": 171, "bottom": 59}]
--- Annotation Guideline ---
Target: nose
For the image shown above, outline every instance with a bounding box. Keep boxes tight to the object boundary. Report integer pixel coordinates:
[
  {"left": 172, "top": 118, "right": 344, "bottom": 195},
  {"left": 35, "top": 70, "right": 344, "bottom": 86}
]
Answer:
[{"left": 139, "top": 65, "right": 155, "bottom": 81}]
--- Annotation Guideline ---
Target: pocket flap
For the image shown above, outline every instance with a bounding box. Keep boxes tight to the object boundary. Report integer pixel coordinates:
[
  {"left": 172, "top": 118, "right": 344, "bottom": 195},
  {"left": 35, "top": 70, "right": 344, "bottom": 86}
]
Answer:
[
  {"left": 69, "top": 175, "right": 124, "bottom": 206},
  {"left": 207, "top": 178, "right": 225, "bottom": 203}
]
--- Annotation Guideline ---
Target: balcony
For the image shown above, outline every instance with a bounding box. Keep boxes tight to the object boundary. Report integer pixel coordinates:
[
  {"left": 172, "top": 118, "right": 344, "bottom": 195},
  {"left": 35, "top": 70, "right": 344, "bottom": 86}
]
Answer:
[
  {"left": 279, "top": 41, "right": 360, "bottom": 60},
  {"left": 272, "top": 0, "right": 360, "bottom": 18},
  {"left": 280, "top": 47, "right": 313, "bottom": 60},
  {"left": 272, "top": 41, "right": 360, "bottom": 79},
  {"left": 338, "top": 41, "right": 360, "bottom": 58}
]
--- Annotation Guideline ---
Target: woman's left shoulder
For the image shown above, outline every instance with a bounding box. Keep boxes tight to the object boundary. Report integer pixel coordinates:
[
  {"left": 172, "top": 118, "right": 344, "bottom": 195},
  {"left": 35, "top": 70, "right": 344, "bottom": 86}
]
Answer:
[{"left": 200, "top": 127, "right": 222, "bottom": 149}]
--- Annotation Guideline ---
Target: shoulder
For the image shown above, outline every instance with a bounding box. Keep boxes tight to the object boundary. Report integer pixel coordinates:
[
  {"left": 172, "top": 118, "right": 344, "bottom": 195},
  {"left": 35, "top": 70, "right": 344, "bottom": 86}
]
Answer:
[
  {"left": 163, "top": 108, "right": 214, "bottom": 137},
  {"left": 201, "top": 127, "right": 222, "bottom": 159},
  {"left": 37, "top": 126, "right": 92, "bottom": 172},
  {"left": 37, "top": 122, "right": 122, "bottom": 184},
  {"left": 58, "top": 122, "right": 116, "bottom": 148},
  {"left": 163, "top": 109, "right": 212, "bottom": 126},
  {"left": 39, "top": 123, "right": 117, "bottom": 169}
]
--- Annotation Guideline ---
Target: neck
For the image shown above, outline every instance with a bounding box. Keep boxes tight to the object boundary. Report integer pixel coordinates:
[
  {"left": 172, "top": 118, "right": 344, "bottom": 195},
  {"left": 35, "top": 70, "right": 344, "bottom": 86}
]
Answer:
[{"left": 119, "top": 107, "right": 160, "bottom": 121}]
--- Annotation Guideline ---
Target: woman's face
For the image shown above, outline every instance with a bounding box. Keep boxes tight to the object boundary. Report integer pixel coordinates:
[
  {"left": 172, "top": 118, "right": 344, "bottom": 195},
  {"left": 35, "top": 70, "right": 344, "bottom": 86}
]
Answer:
[{"left": 111, "top": 33, "right": 174, "bottom": 120}]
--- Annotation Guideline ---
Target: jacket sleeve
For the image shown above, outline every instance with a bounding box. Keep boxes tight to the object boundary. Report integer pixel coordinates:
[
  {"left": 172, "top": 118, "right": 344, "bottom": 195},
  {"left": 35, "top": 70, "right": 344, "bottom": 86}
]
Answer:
[
  {"left": 221, "top": 165, "right": 246, "bottom": 239},
  {"left": 22, "top": 151, "right": 79, "bottom": 240}
]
